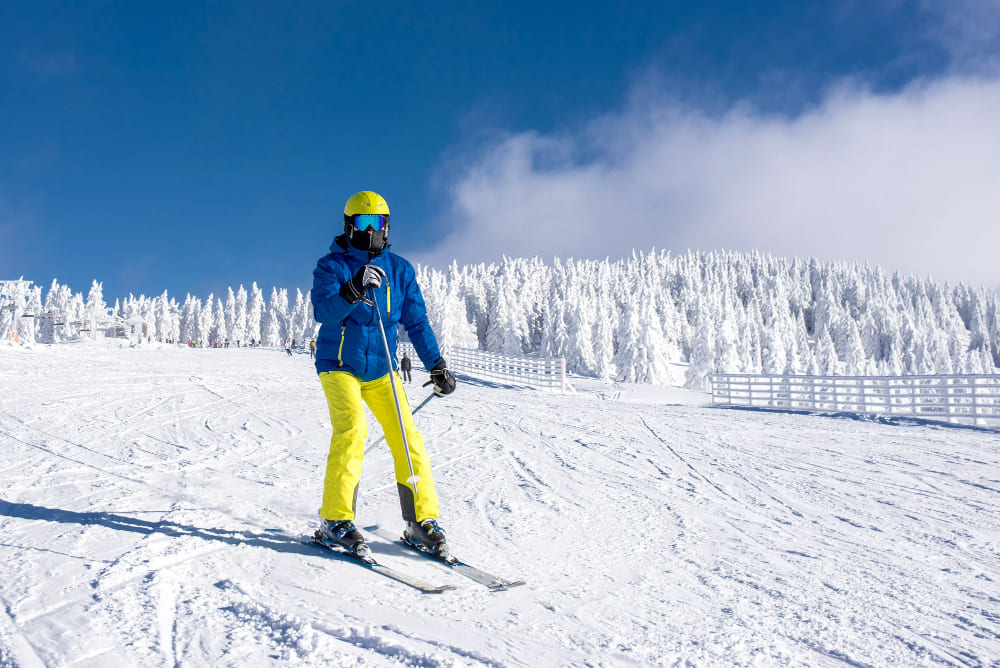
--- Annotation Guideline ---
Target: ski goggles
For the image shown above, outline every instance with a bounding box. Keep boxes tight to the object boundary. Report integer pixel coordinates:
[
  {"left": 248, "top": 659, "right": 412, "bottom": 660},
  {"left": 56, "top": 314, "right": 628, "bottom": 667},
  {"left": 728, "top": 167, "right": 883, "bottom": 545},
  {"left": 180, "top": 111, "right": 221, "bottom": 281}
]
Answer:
[{"left": 351, "top": 214, "right": 388, "bottom": 232}]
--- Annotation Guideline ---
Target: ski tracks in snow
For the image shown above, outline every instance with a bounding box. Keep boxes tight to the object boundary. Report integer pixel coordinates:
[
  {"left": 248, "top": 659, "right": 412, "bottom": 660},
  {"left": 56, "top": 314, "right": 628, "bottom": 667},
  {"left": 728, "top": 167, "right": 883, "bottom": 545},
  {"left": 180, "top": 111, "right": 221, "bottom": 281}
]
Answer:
[
  {"left": 633, "top": 406, "right": 1000, "bottom": 666},
  {"left": 2, "top": 344, "right": 1000, "bottom": 665},
  {"left": 406, "top": 383, "right": 1000, "bottom": 665}
]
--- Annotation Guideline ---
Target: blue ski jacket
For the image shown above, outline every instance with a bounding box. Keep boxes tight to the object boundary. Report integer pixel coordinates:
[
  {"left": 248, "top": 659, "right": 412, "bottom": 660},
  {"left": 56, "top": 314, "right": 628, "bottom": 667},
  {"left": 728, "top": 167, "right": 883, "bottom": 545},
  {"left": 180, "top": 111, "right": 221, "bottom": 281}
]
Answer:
[{"left": 311, "top": 238, "right": 441, "bottom": 381}]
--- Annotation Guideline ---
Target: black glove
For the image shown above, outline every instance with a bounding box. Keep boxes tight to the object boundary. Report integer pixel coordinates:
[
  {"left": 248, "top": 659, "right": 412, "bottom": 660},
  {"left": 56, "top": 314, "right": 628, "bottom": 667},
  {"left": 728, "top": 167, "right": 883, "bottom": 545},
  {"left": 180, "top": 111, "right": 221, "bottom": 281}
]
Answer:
[
  {"left": 423, "top": 358, "right": 457, "bottom": 396},
  {"left": 340, "top": 264, "right": 386, "bottom": 304}
]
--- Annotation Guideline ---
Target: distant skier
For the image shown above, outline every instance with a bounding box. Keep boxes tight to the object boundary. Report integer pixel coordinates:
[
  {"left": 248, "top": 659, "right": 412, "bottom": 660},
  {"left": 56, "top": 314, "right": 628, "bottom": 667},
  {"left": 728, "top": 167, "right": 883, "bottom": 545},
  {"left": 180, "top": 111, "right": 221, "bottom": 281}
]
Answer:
[
  {"left": 311, "top": 190, "right": 456, "bottom": 557},
  {"left": 400, "top": 353, "right": 412, "bottom": 382},
  {"left": 309, "top": 339, "right": 316, "bottom": 359}
]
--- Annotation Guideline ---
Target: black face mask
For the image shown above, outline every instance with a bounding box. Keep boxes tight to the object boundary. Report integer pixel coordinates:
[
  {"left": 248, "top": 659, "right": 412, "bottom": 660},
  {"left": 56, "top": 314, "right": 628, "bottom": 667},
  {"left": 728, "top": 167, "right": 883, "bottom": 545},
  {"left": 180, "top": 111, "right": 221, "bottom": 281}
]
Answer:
[{"left": 348, "top": 227, "right": 388, "bottom": 255}]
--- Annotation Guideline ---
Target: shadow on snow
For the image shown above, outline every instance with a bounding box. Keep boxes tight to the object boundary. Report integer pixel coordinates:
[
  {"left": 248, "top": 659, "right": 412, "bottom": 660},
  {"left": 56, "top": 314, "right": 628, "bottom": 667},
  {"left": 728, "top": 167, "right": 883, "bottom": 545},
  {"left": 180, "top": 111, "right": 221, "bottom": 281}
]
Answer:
[{"left": 0, "top": 497, "right": 320, "bottom": 558}]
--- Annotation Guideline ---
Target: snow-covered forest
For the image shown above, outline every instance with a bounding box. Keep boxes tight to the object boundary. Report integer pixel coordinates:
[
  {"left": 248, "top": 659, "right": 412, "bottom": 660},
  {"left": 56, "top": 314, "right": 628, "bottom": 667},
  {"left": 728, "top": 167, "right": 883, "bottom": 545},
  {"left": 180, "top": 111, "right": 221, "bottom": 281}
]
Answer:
[
  {"left": 0, "top": 280, "right": 320, "bottom": 354},
  {"left": 3, "top": 250, "right": 998, "bottom": 388}
]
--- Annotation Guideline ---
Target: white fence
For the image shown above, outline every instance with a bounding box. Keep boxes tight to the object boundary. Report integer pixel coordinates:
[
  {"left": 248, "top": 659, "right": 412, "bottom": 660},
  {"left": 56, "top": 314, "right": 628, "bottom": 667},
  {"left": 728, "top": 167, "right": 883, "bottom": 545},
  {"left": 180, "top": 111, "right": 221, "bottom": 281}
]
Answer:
[
  {"left": 710, "top": 373, "right": 1000, "bottom": 427},
  {"left": 398, "top": 343, "right": 566, "bottom": 393}
]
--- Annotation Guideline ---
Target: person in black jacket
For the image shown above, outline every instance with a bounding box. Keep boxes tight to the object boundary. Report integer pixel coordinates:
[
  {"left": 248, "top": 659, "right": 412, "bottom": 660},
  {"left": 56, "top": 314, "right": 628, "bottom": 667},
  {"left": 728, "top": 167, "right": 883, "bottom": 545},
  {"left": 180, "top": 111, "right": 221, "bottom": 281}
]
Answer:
[{"left": 400, "top": 352, "right": 412, "bottom": 382}]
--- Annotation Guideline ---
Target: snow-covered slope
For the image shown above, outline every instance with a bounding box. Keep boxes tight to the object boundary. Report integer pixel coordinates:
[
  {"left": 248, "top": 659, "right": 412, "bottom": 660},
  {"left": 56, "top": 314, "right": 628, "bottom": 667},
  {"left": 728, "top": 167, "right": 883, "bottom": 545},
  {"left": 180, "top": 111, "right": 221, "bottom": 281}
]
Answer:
[{"left": 1, "top": 341, "right": 998, "bottom": 666}]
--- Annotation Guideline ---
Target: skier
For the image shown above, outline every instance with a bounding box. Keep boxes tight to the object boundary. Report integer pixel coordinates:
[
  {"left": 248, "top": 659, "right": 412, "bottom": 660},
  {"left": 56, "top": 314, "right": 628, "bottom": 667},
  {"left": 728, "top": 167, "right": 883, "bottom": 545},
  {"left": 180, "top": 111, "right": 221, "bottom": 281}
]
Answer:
[
  {"left": 311, "top": 190, "right": 457, "bottom": 557},
  {"left": 400, "top": 352, "right": 412, "bottom": 382}
]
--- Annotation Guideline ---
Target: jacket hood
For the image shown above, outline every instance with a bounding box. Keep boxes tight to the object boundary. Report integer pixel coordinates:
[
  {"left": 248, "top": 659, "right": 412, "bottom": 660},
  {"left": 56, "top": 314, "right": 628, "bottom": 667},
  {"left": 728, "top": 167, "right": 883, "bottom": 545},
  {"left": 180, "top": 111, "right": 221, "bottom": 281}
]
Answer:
[{"left": 331, "top": 234, "right": 350, "bottom": 254}]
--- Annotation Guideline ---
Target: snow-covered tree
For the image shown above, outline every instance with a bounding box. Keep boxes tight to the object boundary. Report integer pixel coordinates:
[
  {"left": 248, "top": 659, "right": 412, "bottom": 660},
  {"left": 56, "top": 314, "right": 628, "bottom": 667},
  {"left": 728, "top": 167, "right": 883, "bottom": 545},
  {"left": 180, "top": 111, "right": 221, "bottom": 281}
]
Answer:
[
  {"left": 232, "top": 285, "right": 249, "bottom": 345},
  {"left": 246, "top": 283, "right": 265, "bottom": 344},
  {"left": 83, "top": 280, "right": 107, "bottom": 338},
  {"left": 288, "top": 289, "right": 310, "bottom": 345},
  {"left": 155, "top": 291, "right": 180, "bottom": 342},
  {"left": 685, "top": 304, "right": 716, "bottom": 390},
  {"left": 261, "top": 287, "right": 287, "bottom": 347},
  {"left": 179, "top": 295, "right": 201, "bottom": 344},
  {"left": 615, "top": 281, "right": 676, "bottom": 385},
  {"left": 198, "top": 295, "right": 215, "bottom": 346},
  {"left": 210, "top": 297, "right": 226, "bottom": 345}
]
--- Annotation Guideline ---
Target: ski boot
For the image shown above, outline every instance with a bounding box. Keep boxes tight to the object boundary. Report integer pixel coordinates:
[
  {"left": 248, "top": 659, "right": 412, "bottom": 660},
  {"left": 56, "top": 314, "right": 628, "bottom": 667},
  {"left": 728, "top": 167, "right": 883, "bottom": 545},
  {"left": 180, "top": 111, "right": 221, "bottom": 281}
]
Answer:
[
  {"left": 404, "top": 518, "right": 451, "bottom": 560},
  {"left": 315, "top": 519, "right": 372, "bottom": 560}
]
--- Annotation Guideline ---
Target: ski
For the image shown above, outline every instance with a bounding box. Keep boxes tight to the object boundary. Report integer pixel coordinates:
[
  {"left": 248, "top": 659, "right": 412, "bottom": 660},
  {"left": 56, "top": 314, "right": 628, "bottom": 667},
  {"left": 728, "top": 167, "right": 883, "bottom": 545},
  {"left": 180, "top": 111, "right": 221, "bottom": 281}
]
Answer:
[
  {"left": 366, "top": 525, "right": 526, "bottom": 591},
  {"left": 307, "top": 534, "right": 455, "bottom": 594}
]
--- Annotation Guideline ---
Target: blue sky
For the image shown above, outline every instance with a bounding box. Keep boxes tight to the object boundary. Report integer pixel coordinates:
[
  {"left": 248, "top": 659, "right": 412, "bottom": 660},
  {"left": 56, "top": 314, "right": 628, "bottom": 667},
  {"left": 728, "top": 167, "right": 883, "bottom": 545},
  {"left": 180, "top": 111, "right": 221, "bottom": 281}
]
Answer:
[{"left": 2, "top": 1, "right": 999, "bottom": 301}]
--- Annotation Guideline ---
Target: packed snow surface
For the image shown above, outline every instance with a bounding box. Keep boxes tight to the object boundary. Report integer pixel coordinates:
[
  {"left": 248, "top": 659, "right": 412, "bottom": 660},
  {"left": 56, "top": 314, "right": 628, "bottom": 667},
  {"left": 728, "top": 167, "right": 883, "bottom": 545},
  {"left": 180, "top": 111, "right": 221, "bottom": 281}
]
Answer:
[{"left": 1, "top": 340, "right": 999, "bottom": 666}]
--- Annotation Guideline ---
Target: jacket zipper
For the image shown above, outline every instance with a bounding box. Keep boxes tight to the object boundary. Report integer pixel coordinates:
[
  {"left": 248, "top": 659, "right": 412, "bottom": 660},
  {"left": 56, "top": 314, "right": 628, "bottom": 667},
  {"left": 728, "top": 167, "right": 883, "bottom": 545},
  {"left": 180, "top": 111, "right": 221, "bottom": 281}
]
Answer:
[{"left": 337, "top": 324, "right": 346, "bottom": 367}]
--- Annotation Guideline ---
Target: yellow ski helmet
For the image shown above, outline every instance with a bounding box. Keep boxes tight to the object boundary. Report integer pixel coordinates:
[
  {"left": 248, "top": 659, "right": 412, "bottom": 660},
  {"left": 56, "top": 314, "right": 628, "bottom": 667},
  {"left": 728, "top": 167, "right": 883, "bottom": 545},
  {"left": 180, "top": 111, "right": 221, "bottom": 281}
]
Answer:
[{"left": 344, "top": 191, "right": 390, "bottom": 222}]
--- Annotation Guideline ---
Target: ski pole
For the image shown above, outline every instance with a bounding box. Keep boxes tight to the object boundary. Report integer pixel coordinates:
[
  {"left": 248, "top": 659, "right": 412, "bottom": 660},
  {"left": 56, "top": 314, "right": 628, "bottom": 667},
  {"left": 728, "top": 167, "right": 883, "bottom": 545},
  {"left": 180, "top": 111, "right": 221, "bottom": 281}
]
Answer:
[
  {"left": 368, "top": 286, "right": 420, "bottom": 495},
  {"left": 364, "top": 392, "right": 435, "bottom": 455}
]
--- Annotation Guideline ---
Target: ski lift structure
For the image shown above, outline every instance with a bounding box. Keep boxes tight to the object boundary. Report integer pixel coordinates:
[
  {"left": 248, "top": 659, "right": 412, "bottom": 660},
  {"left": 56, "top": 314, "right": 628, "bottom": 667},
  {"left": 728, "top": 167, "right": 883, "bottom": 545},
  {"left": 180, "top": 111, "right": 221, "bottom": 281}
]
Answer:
[
  {"left": 123, "top": 315, "right": 151, "bottom": 343},
  {"left": 1, "top": 280, "right": 38, "bottom": 343},
  {"left": 32, "top": 311, "right": 68, "bottom": 343},
  {"left": 1, "top": 280, "right": 38, "bottom": 320},
  {"left": 1, "top": 280, "right": 119, "bottom": 342}
]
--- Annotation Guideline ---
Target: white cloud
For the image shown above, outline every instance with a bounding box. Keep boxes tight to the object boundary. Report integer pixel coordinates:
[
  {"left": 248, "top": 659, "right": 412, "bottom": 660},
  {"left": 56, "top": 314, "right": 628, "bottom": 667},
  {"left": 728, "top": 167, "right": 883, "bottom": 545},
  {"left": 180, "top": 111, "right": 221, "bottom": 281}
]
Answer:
[
  {"left": 919, "top": 0, "right": 1000, "bottom": 73},
  {"left": 417, "top": 76, "right": 1000, "bottom": 288}
]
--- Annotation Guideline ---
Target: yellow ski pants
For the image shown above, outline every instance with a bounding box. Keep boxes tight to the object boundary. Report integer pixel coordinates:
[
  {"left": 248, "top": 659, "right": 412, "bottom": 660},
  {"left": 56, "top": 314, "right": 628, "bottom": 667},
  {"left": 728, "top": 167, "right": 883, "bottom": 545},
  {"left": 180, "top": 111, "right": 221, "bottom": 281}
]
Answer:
[{"left": 317, "top": 370, "right": 439, "bottom": 523}]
